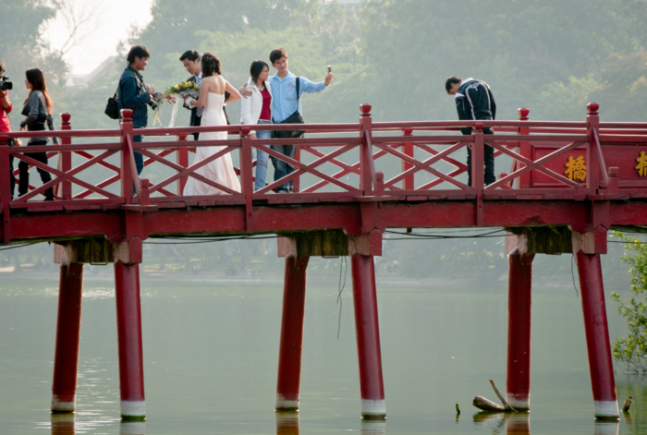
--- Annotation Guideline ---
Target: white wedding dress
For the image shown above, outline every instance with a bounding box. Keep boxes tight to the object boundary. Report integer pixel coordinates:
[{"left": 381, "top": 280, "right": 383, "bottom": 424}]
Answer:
[{"left": 183, "top": 93, "right": 241, "bottom": 196}]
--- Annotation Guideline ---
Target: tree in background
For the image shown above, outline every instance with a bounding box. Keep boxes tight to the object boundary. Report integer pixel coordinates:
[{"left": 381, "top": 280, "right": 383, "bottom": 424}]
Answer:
[
  {"left": 358, "top": 0, "right": 647, "bottom": 122},
  {"left": 0, "top": 0, "right": 66, "bottom": 105},
  {"left": 612, "top": 231, "right": 647, "bottom": 373},
  {"left": 132, "top": 0, "right": 319, "bottom": 83}
]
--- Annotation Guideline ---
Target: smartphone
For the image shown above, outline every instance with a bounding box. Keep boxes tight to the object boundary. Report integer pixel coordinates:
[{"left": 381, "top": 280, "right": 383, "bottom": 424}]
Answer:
[{"left": 327, "top": 65, "right": 332, "bottom": 74}]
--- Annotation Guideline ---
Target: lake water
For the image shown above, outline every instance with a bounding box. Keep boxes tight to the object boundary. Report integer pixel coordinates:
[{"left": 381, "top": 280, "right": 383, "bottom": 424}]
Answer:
[{"left": 0, "top": 275, "right": 645, "bottom": 434}]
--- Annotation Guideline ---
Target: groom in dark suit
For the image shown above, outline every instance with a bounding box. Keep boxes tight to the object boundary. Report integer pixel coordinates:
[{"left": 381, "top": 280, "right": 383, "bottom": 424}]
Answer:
[{"left": 180, "top": 50, "right": 231, "bottom": 140}]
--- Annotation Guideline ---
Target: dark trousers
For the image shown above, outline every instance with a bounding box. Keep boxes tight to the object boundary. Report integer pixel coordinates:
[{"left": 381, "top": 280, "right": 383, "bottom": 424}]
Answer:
[
  {"left": 270, "top": 143, "right": 295, "bottom": 193},
  {"left": 191, "top": 115, "right": 201, "bottom": 141},
  {"left": 466, "top": 128, "right": 496, "bottom": 186},
  {"left": 8, "top": 139, "right": 15, "bottom": 199},
  {"left": 18, "top": 140, "right": 54, "bottom": 200}
]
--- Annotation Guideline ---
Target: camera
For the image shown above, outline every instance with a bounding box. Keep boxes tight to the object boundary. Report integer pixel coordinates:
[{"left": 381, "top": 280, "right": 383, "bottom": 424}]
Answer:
[{"left": 0, "top": 76, "right": 12, "bottom": 91}]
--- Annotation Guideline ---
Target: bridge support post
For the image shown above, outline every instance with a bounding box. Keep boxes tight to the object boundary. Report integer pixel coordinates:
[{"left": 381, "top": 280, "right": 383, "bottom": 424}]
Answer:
[
  {"left": 351, "top": 254, "right": 386, "bottom": 420},
  {"left": 114, "top": 262, "right": 146, "bottom": 420},
  {"left": 51, "top": 262, "right": 84, "bottom": 412},
  {"left": 575, "top": 251, "right": 619, "bottom": 420},
  {"left": 275, "top": 255, "right": 309, "bottom": 411},
  {"left": 505, "top": 250, "right": 534, "bottom": 411}
]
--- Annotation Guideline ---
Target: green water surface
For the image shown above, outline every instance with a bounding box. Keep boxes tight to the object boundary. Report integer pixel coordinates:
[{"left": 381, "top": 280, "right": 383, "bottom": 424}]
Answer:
[{"left": 0, "top": 277, "right": 645, "bottom": 434}]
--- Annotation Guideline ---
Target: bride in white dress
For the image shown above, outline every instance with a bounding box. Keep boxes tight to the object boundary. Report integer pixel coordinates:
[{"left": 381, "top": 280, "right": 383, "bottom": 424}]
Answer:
[{"left": 183, "top": 52, "right": 242, "bottom": 195}]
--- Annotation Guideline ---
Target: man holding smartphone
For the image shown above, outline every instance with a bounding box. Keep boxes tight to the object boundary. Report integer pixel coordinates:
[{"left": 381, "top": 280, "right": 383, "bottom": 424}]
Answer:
[{"left": 240, "top": 47, "right": 334, "bottom": 193}]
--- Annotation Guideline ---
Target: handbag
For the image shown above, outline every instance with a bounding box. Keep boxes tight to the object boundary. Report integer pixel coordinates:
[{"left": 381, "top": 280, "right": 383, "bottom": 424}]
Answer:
[
  {"left": 274, "top": 77, "right": 305, "bottom": 139},
  {"left": 105, "top": 89, "right": 119, "bottom": 119}
]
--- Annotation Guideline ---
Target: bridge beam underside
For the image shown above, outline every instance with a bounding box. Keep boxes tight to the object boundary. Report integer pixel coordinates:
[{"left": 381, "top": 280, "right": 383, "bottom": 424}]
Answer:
[
  {"left": 351, "top": 254, "right": 386, "bottom": 420},
  {"left": 275, "top": 255, "right": 310, "bottom": 411},
  {"left": 51, "top": 263, "right": 84, "bottom": 413}
]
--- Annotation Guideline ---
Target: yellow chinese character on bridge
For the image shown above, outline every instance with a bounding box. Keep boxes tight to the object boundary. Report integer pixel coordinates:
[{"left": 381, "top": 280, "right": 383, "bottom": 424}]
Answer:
[
  {"left": 636, "top": 151, "right": 647, "bottom": 177},
  {"left": 565, "top": 156, "right": 587, "bottom": 181}
]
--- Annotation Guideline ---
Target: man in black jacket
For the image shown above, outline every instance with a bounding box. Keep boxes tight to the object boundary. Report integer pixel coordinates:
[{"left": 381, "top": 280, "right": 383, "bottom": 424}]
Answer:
[
  {"left": 180, "top": 50, "right": 230, "bottom": 140},
  {"left": 446, "top": 76, "right": 497, "bottom": 186}
]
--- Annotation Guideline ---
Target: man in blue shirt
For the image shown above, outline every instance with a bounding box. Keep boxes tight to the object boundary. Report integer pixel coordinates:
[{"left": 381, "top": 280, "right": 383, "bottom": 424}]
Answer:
[{"left": 242, "top": 47, "right": 333, "bottom": 193}]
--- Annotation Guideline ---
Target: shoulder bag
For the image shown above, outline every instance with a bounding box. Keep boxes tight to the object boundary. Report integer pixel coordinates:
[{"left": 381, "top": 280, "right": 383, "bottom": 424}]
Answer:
[{"left": 274, "top": 77, "right": 305, "bottom": 139}]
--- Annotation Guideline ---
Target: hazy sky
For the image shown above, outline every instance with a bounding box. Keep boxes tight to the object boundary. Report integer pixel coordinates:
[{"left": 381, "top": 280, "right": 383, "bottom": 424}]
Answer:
[{"left": 44, "top": 0, "right": 154, "bottom": 75}]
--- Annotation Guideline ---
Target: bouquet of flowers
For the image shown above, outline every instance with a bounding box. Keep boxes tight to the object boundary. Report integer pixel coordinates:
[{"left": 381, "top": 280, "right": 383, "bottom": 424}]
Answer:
[
  {"left": 163, "top": 81, "right": 200, "bottom": 99},
  {"left": 153, "top": 81, "right": 201, "bottom": 126}
]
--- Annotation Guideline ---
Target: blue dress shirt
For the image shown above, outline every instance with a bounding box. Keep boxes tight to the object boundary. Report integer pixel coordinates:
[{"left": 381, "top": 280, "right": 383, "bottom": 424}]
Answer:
[{"left": 268, "top": 72, "right": 327, "bottom": 123}]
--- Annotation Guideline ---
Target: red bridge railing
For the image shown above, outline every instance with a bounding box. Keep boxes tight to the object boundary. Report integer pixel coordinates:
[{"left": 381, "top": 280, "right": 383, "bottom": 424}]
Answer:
[{"left": 1, "top": 103, "right": 647, "bottom": 223}]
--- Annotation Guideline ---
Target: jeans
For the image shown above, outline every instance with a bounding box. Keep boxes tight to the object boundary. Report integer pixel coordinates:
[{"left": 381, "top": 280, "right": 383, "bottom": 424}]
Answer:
[
  {"left": 18, "top": 140, "right": 54, "bottom": 200},
  {"left": 254, "top": 121, "right": 272, "bottom": 191},
  {"left": 133, "top": 135, "right": 144, "bottom": 175},
  {"left": 270, "top": 140, "right": 295, "bottom": 193},
  {"left": 466, "top": 127, "right": 495, "bottom": 186}
]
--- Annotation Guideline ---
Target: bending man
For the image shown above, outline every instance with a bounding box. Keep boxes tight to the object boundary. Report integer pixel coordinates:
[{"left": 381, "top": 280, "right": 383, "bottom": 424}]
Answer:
[{"left": 446, "top": 76, "right": 497, "bottom": 186}]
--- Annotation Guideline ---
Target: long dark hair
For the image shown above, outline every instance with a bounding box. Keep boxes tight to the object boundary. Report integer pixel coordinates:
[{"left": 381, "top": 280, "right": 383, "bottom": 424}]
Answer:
[
  {"left": 250, "top": 60, "right": 269, "bottom": 86},
  {"left": 201, "top": 53, "right": 221, "bottom": 77},
  {"left": 24, "top": 68, "right": 53, "bottom": 112}
]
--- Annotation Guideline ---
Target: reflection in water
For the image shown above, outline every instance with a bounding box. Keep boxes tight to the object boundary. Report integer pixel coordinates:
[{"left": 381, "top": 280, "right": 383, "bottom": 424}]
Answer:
[
  {"left": 276, "top": 412, "right": 299, "bottom": 435},
  {"left": 51, "top": 414, "right": 74, "bottom": 435},
  {"left": 593, "top": 421, "right": 619, "bottom": 435},
  {"left": 473, "top": 412, "right": 504, "bottom": 425},
  {"left": 504, "top": 413, "right": 530, "bottom": 435},
  {"left": 274, "top": 413, "right": 386, "bottom": 435},
  {"left": 361, "top": 420, "right": 387, "bottom": 435},
  {"left": 120, "top": 421, "right": 146, "bottom": 435}
]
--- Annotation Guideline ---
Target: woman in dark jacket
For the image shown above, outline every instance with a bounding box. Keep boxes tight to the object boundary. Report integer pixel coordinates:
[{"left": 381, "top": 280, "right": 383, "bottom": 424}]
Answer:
[{"left": 19, "top": 68, "right": 58, "bottom": 201}]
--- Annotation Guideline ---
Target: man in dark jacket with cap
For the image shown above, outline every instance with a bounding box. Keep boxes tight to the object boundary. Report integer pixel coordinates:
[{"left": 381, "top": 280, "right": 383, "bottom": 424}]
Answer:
[{"left": 446, "top": 76, "right": 497, "bottom": 186}]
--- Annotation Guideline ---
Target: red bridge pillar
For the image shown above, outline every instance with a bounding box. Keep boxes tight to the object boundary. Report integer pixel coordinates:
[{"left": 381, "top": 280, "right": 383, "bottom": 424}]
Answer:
[
  {"left": 575, "top": 251, "right": 619, "bottom": 419},
  {"left": 115, "top": 261, "right": 146, "bottom": 420},
  {"left": 275, "top": 255, "right": 309, "bottom": 411},
  {"left": 51, "top": 262, "right": 84, "bottom": 412},
  {"left": 351, "top": 254, "right": 386, "bottom": 420},
  {"left": 505, "top": 250, "right": 534, "bottom": 411}
]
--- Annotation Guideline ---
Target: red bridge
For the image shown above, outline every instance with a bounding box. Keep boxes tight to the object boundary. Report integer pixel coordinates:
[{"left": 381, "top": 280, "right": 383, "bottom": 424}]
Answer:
[{"left": 1, "top": 103, "right": 646, "bottom": 421}]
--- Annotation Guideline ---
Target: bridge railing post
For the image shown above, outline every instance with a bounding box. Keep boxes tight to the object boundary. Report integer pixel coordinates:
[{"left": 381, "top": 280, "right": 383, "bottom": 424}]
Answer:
[
  {"left": 0, "top": 135, "right": 11, "bottom": 244},
  {"left": 587, "top": 103, "right": 601, "bottom": 194},
  {"left": 473, "top": 123, "right": 485, "bottom": 226},
  {"left": 177, "top": 134, "right": 189, "bottom": 196},
  {"left": 240, "top": 127, "right": 254, "bottom": 233},
  {"left": 402, "top": 128, "right": 414, "bottom": 190},
  {"left": 59, "top": 113, "right": 72, "bottom": 200},
  {"left": 517, "top": 108, "right": 530, "bottom": 189},
  {"left": 120, "top": 109, "right": 135, "bottom": 204},
  {"left": 293, "top": 140, "right": 301, "bottom": 194},
  {"left": 359, "top": 104, "right": 374, "bottom": 195}
]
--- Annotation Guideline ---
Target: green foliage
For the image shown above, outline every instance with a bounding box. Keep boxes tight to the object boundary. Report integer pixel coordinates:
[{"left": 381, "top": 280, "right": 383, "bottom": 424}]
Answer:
[
  {"left": 132, "top": 0, "right": 319, "bottom": 84},
  {"left": 611, "top": 231, "right": 647, "bottom": 373}
]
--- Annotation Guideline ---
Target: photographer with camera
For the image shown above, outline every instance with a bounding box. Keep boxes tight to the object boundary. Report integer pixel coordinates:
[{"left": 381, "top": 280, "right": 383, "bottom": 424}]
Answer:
[
  {"left": 0, "top": 61, "right": 15, "bottom": 199},
  {"left": 19, "top": 68, "right": 58, "bottom": 201},
  {"left": 118, "top": 45, "right": 162, "bottom": 176}
]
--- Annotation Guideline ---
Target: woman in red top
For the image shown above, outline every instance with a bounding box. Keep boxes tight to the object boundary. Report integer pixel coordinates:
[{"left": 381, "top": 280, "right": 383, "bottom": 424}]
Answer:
[
  {"left": 240, "top": 60, "right": 273, "bottom": 191},
  {"left": 0, "top": 61, "right": 15, "bottom": 199}
]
